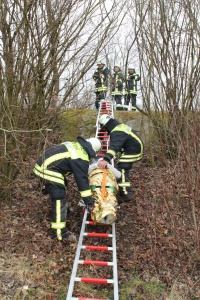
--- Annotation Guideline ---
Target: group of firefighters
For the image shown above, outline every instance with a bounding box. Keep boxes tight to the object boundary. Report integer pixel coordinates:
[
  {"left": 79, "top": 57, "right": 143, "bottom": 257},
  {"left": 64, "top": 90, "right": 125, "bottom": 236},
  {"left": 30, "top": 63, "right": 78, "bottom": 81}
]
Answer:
[
  {"left": 33, "top": 61, "right": 143, "bottom": 243},
  {"left": 93, "top": 61, "right": 140, "bottom": 111}
]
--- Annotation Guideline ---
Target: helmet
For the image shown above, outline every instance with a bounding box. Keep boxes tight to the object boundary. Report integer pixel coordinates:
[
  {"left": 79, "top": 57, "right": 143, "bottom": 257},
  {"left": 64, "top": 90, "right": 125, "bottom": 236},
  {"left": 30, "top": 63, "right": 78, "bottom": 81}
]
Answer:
[
  {"left": 98, "top": 114, "right": 112, "bottom": 127},
  {"left": 86, "top": 138, "right": 102, "bottom": 152},
  {"left": 128, "top": 67, "right": 135, "bottom": 71},
  {"left": 114, "top": 66, "right": 120, "bottom": 70},
  {"left": 97, "top": 60, "right": 105, "bottom": 65}
]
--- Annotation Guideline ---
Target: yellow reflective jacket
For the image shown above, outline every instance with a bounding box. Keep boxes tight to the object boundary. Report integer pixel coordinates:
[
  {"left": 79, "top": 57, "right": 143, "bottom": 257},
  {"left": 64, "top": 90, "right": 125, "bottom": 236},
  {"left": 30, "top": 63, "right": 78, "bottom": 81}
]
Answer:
[{"left": 33, "top": 141, "right": 92, "bottom": 199}]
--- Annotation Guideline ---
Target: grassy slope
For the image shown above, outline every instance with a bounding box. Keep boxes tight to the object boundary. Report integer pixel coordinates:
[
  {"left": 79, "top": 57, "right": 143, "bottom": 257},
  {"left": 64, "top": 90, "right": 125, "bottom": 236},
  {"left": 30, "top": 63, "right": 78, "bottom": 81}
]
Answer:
[{"left": 0, "top": 109, "right": 199, "bottom": 300}]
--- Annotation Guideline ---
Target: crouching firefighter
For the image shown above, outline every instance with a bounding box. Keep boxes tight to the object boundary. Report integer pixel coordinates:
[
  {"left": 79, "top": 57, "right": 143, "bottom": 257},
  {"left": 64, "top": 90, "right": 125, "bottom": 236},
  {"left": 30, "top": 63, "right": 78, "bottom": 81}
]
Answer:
[
  {"left": 97, "top": 115, "right": 143, "bottom": 203},
  {"left": 33, "top": 137, "right": 102, "bottom": 242}
]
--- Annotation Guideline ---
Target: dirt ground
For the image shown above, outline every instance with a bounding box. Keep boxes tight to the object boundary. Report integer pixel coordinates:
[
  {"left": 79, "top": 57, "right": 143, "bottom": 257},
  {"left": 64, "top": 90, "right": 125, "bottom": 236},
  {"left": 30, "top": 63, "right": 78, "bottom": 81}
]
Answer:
[{"left": 0, "top": 159, "right": 199, "bottom": 299}]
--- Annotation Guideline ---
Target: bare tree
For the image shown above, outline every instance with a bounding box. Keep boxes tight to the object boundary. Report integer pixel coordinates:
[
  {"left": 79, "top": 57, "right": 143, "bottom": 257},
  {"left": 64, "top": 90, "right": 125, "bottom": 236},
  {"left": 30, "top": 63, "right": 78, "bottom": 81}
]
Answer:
[
  {"left": 123, "top": 0, "right": 200, "bottom": 252},
  {"left": 126, "top": 0, "right": 200, "bottom": 157},
  {"left": 0, "top": 0, "right": 127, "bottom": 199}
]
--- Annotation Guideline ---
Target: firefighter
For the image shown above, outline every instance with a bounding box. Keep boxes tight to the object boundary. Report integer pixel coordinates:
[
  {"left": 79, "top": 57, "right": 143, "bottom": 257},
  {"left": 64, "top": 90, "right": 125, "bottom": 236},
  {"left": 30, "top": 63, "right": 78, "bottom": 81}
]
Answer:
[
  {"left": 92, "top": 61, "right": 110, "bottom": 109},
  {"left": 111, "top": 66, "right": 124, "bottom": 110},
  {"left": 97, "top": 114, "right": 143, "bottom": 203},
  {"left": 33, "top": 137, "right": 102, "bottom": 242},
  {"left": 124, "top": 68, "right": 140, "bottom": 111}
]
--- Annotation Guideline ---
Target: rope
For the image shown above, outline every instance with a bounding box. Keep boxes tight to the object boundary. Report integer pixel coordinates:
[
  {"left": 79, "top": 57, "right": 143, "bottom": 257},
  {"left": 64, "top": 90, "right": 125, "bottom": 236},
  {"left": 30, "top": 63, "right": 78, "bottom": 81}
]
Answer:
[{"left": 101, "top": 168, "right": 108, "bottom": 200}]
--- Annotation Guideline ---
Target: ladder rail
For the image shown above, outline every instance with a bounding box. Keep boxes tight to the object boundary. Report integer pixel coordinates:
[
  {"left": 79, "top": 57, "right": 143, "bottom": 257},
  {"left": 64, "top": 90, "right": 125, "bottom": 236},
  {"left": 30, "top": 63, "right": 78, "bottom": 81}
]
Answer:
[
  {"left": 66, "top": 209, "right": 88, "bottom": 300},
  {"left": 112, "top": 223, "right": 119, "bottom": 300}
]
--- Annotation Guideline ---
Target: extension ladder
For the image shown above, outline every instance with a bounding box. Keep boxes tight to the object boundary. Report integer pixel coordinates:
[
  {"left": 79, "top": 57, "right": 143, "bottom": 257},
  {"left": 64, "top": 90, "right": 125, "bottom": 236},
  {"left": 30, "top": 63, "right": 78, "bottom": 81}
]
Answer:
[
  {"left": 66, "top": 99, "right": 119, "bottom": 300},
  {"left": 95, "top": 100, "right": 114, "bottom": 160},
  {"left": 66, "top": 209, "right": 118, "bottom": 300}
]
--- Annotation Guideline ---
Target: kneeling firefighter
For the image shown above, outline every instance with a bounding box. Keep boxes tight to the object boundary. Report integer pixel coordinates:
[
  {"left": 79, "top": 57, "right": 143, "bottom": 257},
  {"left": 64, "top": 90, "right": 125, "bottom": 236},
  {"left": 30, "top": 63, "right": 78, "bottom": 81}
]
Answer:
[
  {"left": 33, "top": 137, "right": 101, "bottom": 241},
  {"left": 97, "top": 115, "right": 143, "bottom": 203}
]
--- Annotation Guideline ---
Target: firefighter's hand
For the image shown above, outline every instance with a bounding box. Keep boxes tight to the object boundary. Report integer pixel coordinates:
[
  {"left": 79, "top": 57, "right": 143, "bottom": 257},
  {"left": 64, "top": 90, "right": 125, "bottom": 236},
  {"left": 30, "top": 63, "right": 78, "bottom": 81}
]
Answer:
[
  {"left": 97, "top": 160, "right": 108, "bottom": 169},
  {"left": 87, "top": 203, "right": 94, "bottom": 212},
  {"left": 84, "top": 197, "right": 95, "bottom": 212}
]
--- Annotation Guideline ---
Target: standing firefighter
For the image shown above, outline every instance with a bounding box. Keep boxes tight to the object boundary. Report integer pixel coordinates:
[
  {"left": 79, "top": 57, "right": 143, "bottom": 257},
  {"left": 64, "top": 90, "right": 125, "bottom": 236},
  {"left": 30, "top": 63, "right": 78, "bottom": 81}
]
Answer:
[
  {"left": 97, "top": 114, "right": 143, "bottom": 203},
  {"left": 92, "top": 61, "right": 110, "bottom": 109},
  {"left": 111, "top": 66, "right": 124, "bottom": 110},
  {"left": 124, "top": 68, "right": 140, "bottom": 111},
  {"left": 33, "top": 137, "right": 101, "bottom": 242}
]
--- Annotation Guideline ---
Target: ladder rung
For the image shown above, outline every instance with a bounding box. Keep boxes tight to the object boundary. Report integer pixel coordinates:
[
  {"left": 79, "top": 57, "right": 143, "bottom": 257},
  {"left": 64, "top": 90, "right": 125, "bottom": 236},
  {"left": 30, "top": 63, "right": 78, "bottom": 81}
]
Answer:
[
  {"left": 99, "top": 136, "right": 109, "bottom": 138},
  {"left": 81, "top": 245, "right": 113, "bottom": 251},
  {"left": 71, "top": 298, "right": 109, "bottom": 300},
  {"left": 75, "top": 277, "right": 114, "bottom": 284},
  {"left": 78, "top": 260, "right": 113, "bottom": 266},
  {"left": 98, "top": 132, "right": 108, "bottom": 134},
  {"left": 97, "top": 136, "right": 109, "bottom": 138},
  {"left": 85, "top": 221, "right": 95, "bottom": 225},
  {"left": 83, "top": 233, "right": 113, "bottom": 237}
]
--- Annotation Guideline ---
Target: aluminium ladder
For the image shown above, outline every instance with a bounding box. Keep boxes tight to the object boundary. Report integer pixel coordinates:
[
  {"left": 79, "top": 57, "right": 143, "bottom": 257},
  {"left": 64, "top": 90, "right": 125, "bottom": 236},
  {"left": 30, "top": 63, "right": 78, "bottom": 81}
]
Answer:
[
  {"left": 95, "top": 100, "right": 114, "bottom": 160},
  {"left": 66, "top": 99, "right": 118, "bottom": 300}
]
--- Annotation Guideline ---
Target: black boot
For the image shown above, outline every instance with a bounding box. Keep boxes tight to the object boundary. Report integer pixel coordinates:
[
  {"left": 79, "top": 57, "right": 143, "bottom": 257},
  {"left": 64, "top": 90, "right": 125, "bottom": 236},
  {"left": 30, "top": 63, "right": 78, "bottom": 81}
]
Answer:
[
  {"left": 50, "top": 228, "right": 77, "bottom": 242},
  {"left": 117, "top": 192, "right": 132, "bottom": 203}
]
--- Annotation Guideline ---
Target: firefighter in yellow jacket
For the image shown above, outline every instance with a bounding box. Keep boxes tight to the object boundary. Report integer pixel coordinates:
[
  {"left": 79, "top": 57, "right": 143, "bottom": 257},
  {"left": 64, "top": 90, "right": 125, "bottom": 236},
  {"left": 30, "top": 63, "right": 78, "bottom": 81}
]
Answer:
[
  {"left": 97, "top": 115, "right": 143, "bottom": 203},
  {"left": 124, "top": 68, "right": 140, "bottom": 111},
  {"left": 33, "top": 137, "right": 101, "bottom": 241},
  {"left": 93, "top": 61, "right": 110, "bottom": 109},
  {"left": 111, "top": 66, "right": 124, "bottom": 111}
]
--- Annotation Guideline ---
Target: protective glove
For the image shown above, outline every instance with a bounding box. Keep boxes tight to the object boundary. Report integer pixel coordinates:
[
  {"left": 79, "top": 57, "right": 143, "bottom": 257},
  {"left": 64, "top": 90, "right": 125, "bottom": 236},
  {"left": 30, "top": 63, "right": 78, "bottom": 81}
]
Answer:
[
  {"left": 87, "top": 203, "right": 94, "bottom": 213},
  {"left": 41, "top": 185, "right": 48, "bottom": 195},
  {"left": 84, "top": 197, "right": 95, "bottom": 212},
  {"left": 64, "top": 177, "right": 68, "bottom": 186}
]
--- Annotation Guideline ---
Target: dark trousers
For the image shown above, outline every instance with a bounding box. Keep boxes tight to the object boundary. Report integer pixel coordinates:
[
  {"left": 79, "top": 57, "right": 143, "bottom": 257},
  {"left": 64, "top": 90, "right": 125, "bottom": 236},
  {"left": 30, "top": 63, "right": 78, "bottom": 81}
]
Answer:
[
  {"left": 95, "top": 91, "right": 107, "bottom": 109},
  {"left": 114, "top": 95, "right": 122, "bottom": 105},
  {"left": 124, "top": 94, "right": 137, "bottom": 106},
  {"left": 113, "top": 95, "right": 124, "bottom": 110},
  {"left": 116, "top": 162, "right": 132, "bottom": 197},
  {"left": 45, "top": 183, "right": 67, "bottom": 240}
]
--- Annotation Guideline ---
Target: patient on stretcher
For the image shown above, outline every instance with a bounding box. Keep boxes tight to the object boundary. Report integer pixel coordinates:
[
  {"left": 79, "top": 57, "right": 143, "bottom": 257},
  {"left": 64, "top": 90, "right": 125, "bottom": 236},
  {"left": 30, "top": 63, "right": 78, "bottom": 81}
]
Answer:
[{"left": 88, "top": 162, "right": 121, "bottom": 225}]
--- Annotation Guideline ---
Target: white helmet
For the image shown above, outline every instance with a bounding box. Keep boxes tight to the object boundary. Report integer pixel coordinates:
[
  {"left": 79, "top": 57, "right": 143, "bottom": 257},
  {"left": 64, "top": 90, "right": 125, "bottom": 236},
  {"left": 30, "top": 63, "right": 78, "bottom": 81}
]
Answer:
[
  {"left": 97, "top": 60, "right": 105, "bottom": 65},
  {"left": 86, "top": 138, "right": 102, "bottom": 152},
  {"left": 98, "top": 114, "right": 112, "bottom": 127}
]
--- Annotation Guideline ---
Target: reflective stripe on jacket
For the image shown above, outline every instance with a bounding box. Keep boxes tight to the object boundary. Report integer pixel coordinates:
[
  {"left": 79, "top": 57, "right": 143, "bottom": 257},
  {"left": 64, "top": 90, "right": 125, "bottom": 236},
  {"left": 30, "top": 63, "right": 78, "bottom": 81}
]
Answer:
[
  {"left": 93, "top": 66, "right": 109, "bottom": 92},
  {"left": 104, "top": 120, "right": 143, "bottom": 163},
  {"left": 111, "top": 71, "right": 124, "bottom": 96},
  {"left": 33, "top": 141, "right": 92, "bottom": 199},
  {"left": 124, "top": 73, "right": 140, "bottom": 95}
]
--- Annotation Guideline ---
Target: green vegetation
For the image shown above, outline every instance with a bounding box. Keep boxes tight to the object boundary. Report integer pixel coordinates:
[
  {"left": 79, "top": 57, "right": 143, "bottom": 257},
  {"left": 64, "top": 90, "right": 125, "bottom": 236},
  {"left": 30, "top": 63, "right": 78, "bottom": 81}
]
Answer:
[
  {"left": 60, "top": 109, "right": 98, "bottom": 141},
  {"left": 120, "top": 274, "right": 166, "bottom": 299}
]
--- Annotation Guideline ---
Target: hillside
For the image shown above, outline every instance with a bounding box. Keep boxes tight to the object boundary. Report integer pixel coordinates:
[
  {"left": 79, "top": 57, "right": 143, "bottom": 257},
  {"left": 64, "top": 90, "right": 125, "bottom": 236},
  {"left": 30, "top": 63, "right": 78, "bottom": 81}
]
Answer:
[{"left": 0, "top": 110, "right": 199, "bottom": 300}]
